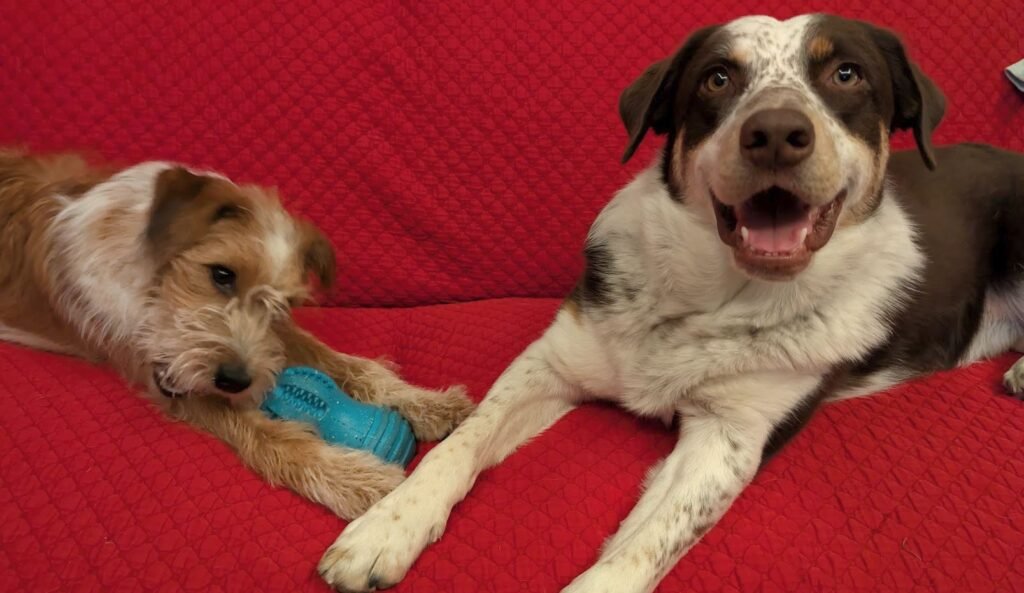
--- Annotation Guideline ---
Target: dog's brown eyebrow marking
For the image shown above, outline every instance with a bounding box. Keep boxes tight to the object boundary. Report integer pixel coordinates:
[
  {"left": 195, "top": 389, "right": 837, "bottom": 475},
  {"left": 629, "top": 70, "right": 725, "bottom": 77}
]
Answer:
[
  {"left": 715, "top": 57, "right": 743, "bottom": 71},
  {"left": 808, "top": 35, "right": 834, "bottom": 62},
  {"left": 727, "top": 45, "right": 750, "bottom": 66}
]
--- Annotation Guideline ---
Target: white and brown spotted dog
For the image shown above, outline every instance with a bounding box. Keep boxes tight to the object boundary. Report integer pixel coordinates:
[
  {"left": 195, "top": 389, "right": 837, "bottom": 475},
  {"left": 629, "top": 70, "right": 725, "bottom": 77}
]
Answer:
[
  {"left": 318, "top": 13, "right": 1024, "bottom": 593},
  {"left": 0, "top": 150, "right": 474, "bottom": 519}
]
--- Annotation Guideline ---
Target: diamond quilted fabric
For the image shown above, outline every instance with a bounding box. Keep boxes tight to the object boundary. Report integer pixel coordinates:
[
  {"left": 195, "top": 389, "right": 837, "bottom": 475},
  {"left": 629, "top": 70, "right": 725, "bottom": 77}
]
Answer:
[{"left": 1, "top": 1, "right": 1023, "bottom": 592}]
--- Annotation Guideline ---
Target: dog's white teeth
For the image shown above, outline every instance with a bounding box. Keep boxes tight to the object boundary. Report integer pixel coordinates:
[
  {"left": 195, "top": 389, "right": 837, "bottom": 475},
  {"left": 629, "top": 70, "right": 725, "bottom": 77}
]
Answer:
[
  {"left": 798, "top": 228, "right": 808, "bottom": 244},
  {"left": 740, "top": 226, "right": 749, "bottom": 242}
]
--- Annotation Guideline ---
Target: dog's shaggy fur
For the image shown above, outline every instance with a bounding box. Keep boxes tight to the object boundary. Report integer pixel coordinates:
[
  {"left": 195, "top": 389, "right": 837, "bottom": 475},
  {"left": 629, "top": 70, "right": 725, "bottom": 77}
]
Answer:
[
  {"left": 318, "top": 14, "right": 1024, "bottom": 593},
  {"left": 0, "top": 149, "right": 474, "bottom": 519}
]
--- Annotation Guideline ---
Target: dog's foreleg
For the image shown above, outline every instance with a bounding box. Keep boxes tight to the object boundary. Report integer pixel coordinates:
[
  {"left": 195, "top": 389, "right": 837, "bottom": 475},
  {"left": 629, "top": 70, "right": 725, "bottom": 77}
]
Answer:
[
  {"left": 317, "top": 325, "right": 582, "bottom": 592},
  {"left": 561, "top": 374, "right": 817, "bottom": 593},
  {"left": 167, "top": 396, "right": 405, "bottom": 519},
  {"left": 277, "top": 320, "right": 474, "bottom": 441},
  {"left": 560, "top": 416, "right": 755, "bottom": 593}
]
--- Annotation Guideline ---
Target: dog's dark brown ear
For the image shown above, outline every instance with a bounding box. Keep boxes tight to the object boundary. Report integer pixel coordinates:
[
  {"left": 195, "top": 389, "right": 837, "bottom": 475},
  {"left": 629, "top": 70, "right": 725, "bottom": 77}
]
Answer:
[
  {"left": 620, "top": 26, "right": 719, "bottom": 164},
  {"left": 868, "top": 25, "right": 946, "bottom": 170},
  {"left": 146, "top": 167, "right": 244, "bottom": 265},
  {"left": 298, "top": 221, "right": 336, "bottom": 291}
]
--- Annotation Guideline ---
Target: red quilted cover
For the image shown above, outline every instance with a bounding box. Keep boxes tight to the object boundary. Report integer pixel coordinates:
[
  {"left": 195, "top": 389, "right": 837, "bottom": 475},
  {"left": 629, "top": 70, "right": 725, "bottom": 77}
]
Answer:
[
  {"left": 1, "top": 1, "right": 1023, "bottom": 592},
  {"left": 2, "top": 302, "right": 1024, "bottom": 593}
]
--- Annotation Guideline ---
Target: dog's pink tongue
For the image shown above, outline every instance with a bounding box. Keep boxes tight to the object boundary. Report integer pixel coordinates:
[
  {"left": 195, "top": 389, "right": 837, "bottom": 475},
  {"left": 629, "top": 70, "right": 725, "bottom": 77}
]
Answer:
[{"left": 742, "top": 208, "right": 808, "bottom": 253}]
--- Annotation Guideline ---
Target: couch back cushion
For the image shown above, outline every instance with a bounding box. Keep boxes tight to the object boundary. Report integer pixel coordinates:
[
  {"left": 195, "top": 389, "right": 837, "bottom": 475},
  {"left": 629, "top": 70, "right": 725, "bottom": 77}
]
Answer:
[{"left": 2, "top": 0, "right": 1021, "bottom": 306}]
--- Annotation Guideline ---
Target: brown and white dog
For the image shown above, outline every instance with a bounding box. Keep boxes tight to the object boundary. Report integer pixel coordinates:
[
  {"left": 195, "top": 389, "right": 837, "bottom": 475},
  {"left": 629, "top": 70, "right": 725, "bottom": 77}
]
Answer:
[
  {"left": 0, "top": 150, "right": 474, "bottom": 519},
  {"left": 318, "top": 14, "right": 1024, "bottom": 593}
]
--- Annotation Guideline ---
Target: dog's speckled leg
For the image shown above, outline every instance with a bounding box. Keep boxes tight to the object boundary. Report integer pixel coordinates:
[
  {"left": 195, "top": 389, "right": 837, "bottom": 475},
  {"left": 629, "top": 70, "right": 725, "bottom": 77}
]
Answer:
[
  {"left": 561, "top": 374, "right": 816, "bottom": 593},
  {"left": 317, "top": 330, "right": 580, "bottom": 592}
]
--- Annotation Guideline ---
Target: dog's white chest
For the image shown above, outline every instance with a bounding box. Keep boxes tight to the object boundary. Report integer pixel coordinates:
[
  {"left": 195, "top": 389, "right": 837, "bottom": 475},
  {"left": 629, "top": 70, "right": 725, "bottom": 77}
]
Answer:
[
  {"left": 618, "top": 315, "right": 759, "bottom": 418},
  {"left": 549, "top": 307, "right": 743, "bottom": 420}
]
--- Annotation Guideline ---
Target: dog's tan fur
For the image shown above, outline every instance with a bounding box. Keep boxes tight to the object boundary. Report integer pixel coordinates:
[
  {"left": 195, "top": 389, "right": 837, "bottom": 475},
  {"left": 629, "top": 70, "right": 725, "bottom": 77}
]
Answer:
[
  {"left": 0, "top": 150, "right": 108, "bottom": 356},
  {"left": 0, "top": 148, "right": 473, "bottom": 519},
  {"left": 808, "top": 35, "right": 834, "bottom": 61}
]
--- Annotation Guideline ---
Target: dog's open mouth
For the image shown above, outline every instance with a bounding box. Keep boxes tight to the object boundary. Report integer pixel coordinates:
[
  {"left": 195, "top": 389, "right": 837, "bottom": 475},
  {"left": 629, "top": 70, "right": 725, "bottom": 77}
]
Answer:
[
  {"left": 152, "top": 364, "right": 184, "bottom": 398},
  {"left": 712, "top": 186, "right": 845, "bottom": 278}
]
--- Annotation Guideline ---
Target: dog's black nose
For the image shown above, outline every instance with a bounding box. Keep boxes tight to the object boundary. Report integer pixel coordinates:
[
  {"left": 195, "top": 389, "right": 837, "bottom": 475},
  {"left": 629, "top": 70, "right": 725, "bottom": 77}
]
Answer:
[
  {"left": 214, "top": 363, "right": 252, "bottom": 393},
  {"left": 740, "top": 108, "right": 815, "bottom": 169}
]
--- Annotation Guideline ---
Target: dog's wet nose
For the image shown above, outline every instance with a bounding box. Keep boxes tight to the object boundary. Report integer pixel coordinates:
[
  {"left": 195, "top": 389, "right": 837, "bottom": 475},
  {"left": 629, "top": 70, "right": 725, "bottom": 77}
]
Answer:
[
  {"left": 214, "top": 363, "right": 252, "bottom": 393},
  {"left": 740, "top": 108, "right": 815, "bottom": 169}
]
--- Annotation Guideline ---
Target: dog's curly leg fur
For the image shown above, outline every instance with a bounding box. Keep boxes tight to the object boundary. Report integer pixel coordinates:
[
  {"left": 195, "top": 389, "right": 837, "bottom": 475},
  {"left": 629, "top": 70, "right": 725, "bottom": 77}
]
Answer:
[
  {"left": 167, "top": 396, "right": 405, "bottom": 519},
  {"left": 160, "top": 324, "right": 473, "bottom": 520},
  {"left": 277, "top": 321, "right": 476, "bottom": 441}
]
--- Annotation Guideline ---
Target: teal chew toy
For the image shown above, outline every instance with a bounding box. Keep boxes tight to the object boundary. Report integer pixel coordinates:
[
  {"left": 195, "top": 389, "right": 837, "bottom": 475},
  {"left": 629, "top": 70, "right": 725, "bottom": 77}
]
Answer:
[{"left": 261, "top": 366, "right": 417, "bottom": 467}]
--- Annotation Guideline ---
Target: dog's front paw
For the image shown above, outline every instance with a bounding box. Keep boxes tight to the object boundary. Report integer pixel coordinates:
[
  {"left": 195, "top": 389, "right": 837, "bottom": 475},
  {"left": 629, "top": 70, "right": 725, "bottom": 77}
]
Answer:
[
  {"left": 400, "top": 385, "right": 475, "bottom": 442},
  {"left": 318, "top": 491, "right": 444, "bottom": 592},
  {"left": 1002, "top": 362, "right": 1024, "bottom": 399}
]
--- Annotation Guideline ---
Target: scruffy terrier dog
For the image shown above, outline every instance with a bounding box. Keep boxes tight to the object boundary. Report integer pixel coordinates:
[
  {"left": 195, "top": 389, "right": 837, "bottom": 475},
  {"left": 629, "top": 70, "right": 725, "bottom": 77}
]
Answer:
[{"left": 0, "top": 149, "right": 474, "bottom": 519}]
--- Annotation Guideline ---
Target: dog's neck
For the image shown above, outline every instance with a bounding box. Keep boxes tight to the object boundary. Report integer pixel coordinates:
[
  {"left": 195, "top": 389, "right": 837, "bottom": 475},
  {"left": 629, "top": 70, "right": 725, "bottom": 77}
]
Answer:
[
  {"left": 602, "top": 157, "right": 924, "bottom": 327},
  {"left": 46, "top": 162, "right": 171, "bottom": 372}
]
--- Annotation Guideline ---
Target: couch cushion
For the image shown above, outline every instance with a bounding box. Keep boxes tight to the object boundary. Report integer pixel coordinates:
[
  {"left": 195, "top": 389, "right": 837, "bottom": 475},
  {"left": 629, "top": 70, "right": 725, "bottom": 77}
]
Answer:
[
  {"left": 1, "top": 299, "right": 1022, "bottom": 593},
  {"left": 1, "top": 1, "right": 1021, "bottom": 307}
]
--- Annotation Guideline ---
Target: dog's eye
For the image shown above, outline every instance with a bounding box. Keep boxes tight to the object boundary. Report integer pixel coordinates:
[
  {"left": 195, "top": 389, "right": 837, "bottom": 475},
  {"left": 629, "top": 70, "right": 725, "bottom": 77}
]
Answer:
[
  {"left": 703, "top": 67, "right": 731, "bottom": 93},
  {"left": 209, "top": 264, "right": 237, "bottom": 294},
  {"left": 831, "top": 63, "right": 862, "bottom": 87}
]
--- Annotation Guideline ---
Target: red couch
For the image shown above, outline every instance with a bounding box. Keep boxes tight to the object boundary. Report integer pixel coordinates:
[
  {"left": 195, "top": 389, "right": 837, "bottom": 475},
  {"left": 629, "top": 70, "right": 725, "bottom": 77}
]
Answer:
[{"left": 1, "top": 2, "right": 1023, "bottom": 592}]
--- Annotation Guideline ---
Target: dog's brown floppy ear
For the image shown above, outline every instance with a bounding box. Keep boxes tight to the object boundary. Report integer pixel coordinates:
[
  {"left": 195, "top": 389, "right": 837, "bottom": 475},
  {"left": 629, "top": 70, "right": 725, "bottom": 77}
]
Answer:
[
  {"left": 868, "top": 25, "right": 946, "bottom": 170},
  {"left": 146, "top": 167, "right": 243, "bottom": 264},
  {"left": 299, "top": 221, "right": 336, "bottom": 291},
  {"left": 620, "top": 26, "right": 719, "bottom": 164},
  {"left": 620, "top": 56, "right": 675, "bottom": 163}
]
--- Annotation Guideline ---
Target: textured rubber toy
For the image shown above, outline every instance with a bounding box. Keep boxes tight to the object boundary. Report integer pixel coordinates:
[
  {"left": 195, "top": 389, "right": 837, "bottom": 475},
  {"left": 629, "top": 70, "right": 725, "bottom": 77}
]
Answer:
[{"left": 261, "top": 367, "right": 416, "bottom": 467}]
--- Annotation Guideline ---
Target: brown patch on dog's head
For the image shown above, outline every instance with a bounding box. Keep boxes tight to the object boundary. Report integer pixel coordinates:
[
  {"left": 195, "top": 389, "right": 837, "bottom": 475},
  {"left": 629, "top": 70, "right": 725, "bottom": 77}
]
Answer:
[
  {"left": 810, "top": 16, "right": 945, "bottom": 170},
  {"left": 146, "top": 168, "right": 248, "bottom": 266},
  {"left": 141, "top": 167, "right": 337, "bottom": 404},
  {"left": 297, "top": 220, "right": 337, "bottom": 294}
]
